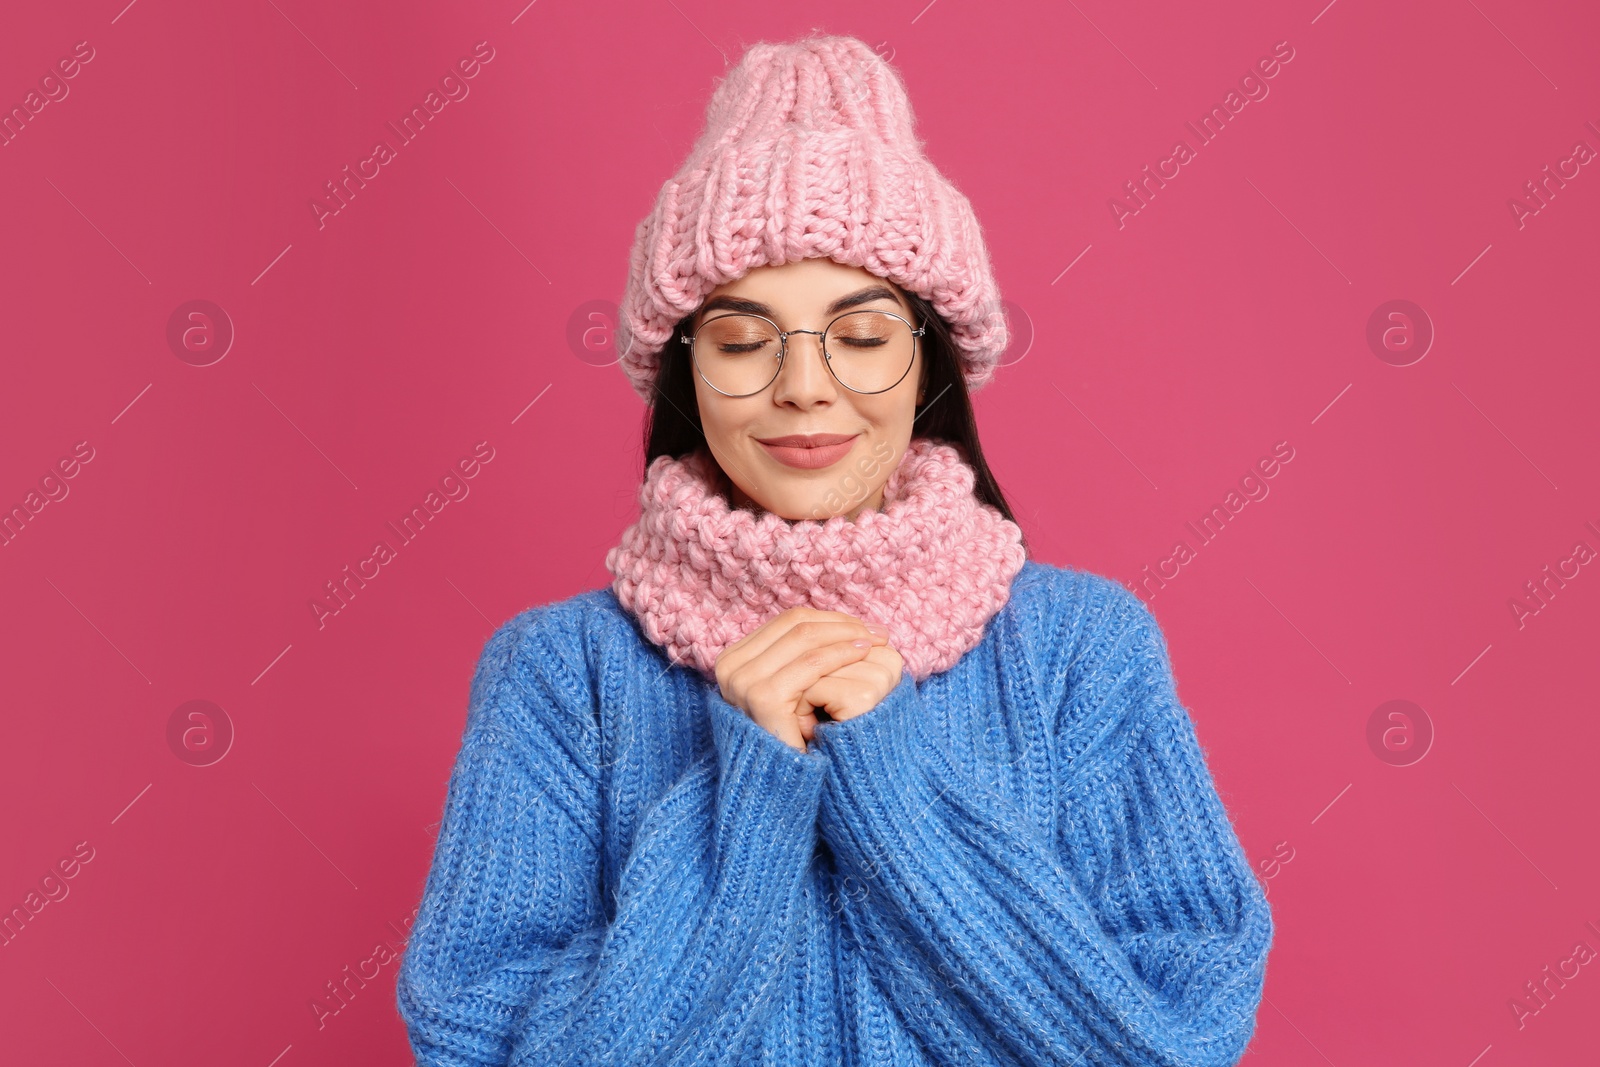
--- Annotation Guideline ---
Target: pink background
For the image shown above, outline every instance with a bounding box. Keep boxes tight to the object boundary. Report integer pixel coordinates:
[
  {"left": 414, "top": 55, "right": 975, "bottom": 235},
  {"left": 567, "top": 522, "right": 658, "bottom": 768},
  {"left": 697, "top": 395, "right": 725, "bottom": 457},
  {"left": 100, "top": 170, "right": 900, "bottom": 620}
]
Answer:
[{"left": 2, "top": 0, "right": 1597, "bottom": 1063}]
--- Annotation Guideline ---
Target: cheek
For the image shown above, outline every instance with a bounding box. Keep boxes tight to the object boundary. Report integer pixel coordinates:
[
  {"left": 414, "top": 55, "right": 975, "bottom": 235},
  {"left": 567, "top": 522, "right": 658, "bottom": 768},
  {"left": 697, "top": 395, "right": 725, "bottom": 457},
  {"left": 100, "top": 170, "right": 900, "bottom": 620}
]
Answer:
[
  {"left": 858, "top": 393, "right": 919, "bottom": 440},
  {"left": 694, "top": 390, "right": 751, "bottom": 451},
  {"left": 691, "top": 380, "right": 722, "bottom": 434}
]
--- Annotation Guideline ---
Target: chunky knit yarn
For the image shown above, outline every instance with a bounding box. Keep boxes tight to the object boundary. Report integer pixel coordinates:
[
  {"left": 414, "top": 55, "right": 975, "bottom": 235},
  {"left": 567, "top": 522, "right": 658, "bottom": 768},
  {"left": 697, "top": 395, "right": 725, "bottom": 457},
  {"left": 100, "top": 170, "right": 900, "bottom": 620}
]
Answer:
[
  {"left": 396, "top": 560, "right": 1274, "bottom": 1066},
  {"left": 616, "top": 34, "right": 1011, "bottom": 401},
  {"left": 603, "top": 436, "right": 1027, "bottom": 682}
]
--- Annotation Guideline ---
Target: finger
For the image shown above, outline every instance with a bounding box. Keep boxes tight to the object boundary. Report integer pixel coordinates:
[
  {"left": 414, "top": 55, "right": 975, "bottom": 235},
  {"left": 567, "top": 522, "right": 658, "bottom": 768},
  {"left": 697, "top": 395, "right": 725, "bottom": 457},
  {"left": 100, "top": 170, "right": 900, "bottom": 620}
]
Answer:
[
  {"left": 802, "top": 643, "right": 904, "bottom": 720},
  {"left": 723, "top": 617, "right": 885, "bottom": 686},
  {"left": 801, "top": 661, "right": 897, "bottom": 723},
  {"left": 819, "top": 641, "right": 903, "bottom": 678},
  {"left": 783, "top": 700, "right": 821, "bottom": 751},
  {"left": 750, "top": 637, "right": 881, "bottom": 720},
  {"left": 727, "top": 608, "right": 885, "bottom": 668},
  {"left": 862, "top": 642, "right": 904, "bottom": 674}
]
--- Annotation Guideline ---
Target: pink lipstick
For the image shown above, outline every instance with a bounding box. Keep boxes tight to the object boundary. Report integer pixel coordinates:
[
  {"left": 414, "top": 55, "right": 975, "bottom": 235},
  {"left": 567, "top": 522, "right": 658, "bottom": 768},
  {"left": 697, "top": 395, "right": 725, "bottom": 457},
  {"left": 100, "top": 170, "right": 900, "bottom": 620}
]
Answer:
[{"left": 756, "top": 432, "right": 860, "bottom": 470}]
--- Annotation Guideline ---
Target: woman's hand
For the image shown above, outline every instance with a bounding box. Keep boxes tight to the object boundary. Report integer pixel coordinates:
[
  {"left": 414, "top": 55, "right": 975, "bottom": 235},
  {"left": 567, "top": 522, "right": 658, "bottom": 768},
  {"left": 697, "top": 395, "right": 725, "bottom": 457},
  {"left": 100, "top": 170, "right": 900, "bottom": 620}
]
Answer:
[
  {"left": 714, "top": 608, "right": 894, "bottom": 751},
  {"left": 799, "top": 642, "right": 903, "bottom": 726}
]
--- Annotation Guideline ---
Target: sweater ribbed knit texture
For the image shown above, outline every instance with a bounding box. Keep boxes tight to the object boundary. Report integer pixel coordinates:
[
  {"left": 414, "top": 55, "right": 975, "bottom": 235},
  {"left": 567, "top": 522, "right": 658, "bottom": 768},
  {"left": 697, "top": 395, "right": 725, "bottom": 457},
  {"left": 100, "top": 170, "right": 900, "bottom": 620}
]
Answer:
[{"left": 395, "top": 560, "right": 1274, "bottom": 1066}]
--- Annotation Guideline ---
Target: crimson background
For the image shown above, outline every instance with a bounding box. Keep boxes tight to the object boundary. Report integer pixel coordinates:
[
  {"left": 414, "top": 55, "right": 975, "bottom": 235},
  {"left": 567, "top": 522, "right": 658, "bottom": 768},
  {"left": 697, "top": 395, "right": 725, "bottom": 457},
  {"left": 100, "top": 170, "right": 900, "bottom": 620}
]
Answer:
[{"left": 1, "top": 0, "right": 1596, "bottom": 1064}]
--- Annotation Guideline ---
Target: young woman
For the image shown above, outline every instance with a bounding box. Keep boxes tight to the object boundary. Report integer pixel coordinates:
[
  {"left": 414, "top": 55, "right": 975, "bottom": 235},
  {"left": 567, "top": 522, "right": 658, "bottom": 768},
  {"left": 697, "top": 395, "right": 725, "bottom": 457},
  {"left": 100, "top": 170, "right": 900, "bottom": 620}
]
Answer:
[{"left": 397, "top": 34, "right": 1272, "bottom": 1067}]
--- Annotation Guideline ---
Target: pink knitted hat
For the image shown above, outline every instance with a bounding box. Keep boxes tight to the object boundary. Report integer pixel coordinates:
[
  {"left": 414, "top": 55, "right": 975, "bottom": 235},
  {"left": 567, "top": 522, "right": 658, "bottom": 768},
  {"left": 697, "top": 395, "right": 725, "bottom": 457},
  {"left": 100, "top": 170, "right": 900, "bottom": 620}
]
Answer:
[{"left": 617, "top": 34, "right": 1009, "bottom": 401}]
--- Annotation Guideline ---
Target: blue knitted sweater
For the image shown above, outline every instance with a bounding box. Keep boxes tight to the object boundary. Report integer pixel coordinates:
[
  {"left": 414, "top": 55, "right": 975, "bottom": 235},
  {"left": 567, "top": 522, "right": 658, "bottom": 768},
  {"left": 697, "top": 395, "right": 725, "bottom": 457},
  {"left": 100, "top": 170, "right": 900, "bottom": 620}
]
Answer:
[{"left": 395, "top": 559, "right": 1273, "bottom": 1066}]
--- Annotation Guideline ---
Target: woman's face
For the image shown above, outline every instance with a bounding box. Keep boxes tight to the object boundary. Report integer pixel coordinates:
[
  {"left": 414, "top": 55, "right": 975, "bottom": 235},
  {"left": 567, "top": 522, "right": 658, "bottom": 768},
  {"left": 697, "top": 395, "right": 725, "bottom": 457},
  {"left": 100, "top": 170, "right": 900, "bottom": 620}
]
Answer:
[{"left": 689, "top": 257, "right": 927, "bottom": 522}]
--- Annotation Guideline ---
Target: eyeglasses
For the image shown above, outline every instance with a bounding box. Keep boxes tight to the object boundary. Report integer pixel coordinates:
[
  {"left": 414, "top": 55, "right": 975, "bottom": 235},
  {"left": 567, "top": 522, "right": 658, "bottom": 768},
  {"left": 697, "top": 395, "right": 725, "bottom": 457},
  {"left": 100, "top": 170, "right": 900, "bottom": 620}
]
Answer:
[{"left": 680, "top": 309, "right": 925, "bottom": 397}]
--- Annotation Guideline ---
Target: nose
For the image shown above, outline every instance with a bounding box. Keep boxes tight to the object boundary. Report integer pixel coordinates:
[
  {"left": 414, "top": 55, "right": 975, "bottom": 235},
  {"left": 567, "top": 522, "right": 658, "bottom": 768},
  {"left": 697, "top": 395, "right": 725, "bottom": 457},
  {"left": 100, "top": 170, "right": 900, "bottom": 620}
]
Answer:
[{"left": 772, "top": 331, "right": 838, "bottom": 405}]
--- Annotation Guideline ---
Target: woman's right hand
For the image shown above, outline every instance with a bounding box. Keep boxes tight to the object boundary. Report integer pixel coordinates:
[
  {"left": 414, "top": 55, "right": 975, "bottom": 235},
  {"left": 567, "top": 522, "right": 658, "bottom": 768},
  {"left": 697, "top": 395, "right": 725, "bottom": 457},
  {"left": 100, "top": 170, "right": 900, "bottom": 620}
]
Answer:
[{"left": 714, "top": 607, "right": 890, "bottom": 751}]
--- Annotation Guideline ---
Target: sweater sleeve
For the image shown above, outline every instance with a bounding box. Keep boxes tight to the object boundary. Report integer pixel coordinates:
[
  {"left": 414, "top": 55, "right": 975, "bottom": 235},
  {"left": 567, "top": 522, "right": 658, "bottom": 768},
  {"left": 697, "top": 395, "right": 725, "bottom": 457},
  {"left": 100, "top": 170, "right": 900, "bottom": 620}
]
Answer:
[
  {"left": 809, "top": 583, "right": 1273, "bottom": 1067},
  {"left": 396, "top": 609, "right": 829, "bottom": 1067}
]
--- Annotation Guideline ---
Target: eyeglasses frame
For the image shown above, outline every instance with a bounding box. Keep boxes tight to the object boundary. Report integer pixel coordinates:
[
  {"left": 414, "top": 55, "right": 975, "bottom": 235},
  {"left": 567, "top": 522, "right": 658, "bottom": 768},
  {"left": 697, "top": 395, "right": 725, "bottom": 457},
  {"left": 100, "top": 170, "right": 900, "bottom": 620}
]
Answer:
[{"left": 680, "top": 308, "right": 926, "bottom": 398}]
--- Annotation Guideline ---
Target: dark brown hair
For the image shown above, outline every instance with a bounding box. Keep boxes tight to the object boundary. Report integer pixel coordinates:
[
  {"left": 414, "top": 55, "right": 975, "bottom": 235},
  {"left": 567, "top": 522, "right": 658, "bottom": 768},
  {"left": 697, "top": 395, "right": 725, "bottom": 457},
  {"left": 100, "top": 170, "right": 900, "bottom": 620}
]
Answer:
[{"left": 638, "top": 284, "right": 1027, "bottom": 552}]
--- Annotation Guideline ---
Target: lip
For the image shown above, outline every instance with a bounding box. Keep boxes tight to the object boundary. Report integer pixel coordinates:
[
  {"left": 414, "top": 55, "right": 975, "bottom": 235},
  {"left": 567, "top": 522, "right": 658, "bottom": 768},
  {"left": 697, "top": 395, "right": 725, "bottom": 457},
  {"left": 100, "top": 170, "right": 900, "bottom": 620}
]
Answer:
[{"left": 755, "top": 432, "right": 861, "bottom": 470}]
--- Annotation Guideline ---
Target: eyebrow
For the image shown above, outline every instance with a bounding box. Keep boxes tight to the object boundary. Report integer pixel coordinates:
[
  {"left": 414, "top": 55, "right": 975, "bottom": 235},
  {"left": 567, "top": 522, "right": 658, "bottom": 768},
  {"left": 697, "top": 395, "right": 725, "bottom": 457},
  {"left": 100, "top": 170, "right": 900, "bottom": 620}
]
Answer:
[{"left": 694, "top": 284, "right": 904, "bottom": 324}]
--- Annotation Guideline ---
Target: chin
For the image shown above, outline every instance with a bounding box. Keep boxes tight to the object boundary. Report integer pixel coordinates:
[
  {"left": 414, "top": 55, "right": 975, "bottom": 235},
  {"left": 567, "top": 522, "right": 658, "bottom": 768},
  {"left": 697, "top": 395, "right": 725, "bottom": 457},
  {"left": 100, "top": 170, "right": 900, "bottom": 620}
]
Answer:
[
  {"left": 734, "top": 483, "right": 818, "bottom": 523},
  {"left": 756, "top": 489, "right": 819, "bottom": 522}
]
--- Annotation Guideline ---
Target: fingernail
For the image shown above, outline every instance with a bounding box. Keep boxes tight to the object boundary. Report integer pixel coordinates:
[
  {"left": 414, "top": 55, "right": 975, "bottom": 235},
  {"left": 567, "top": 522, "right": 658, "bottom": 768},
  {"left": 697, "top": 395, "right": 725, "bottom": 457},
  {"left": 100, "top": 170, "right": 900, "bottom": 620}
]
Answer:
[
  {"left": 865, "top": 623, "right": 889, "bottom": 636},
  {"left": 852, "top": 638, "right": 872, "bottom": 648}
]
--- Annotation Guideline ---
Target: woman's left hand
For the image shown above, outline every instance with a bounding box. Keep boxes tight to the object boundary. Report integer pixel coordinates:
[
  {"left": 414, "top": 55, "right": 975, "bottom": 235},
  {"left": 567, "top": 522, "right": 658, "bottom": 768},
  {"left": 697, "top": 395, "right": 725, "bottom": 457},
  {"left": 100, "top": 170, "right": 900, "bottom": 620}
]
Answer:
[{"left": 803, "top": 641, "right": 903, "bottom": 725}]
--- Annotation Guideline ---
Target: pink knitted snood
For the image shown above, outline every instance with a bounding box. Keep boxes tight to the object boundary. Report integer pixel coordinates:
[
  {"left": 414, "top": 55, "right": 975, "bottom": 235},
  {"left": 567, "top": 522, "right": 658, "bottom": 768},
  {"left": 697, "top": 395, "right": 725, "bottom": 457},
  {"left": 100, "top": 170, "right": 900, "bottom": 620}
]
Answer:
[{"left": 604, "top": 437, "right": 1027, "bottom": 682}]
